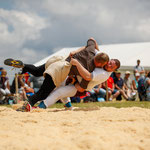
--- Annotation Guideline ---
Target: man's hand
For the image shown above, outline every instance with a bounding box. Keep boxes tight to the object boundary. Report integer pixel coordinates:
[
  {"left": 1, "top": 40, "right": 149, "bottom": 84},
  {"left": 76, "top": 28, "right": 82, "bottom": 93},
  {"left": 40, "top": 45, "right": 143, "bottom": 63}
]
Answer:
[
  {"left": 90, "top": 37, "right": 99, "bottom": 50},
  {"left": 69, "top": 46, "right": 85, "bottom": 58},
  {"left": 70, "top": 58, "right": 78, "bottom": 66},
  {"left": 69, "top": 51, "right": 76, "bottom": 57}
]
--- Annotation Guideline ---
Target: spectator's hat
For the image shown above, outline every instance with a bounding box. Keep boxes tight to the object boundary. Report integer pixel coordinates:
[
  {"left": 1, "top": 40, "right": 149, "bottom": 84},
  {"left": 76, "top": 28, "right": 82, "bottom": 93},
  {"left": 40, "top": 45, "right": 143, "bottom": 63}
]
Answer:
[
  {"left": 125, "top": 71, "right": 130, "bottom": 74},
  {"left": 115, "top": 70, "right": 121, "bottom": 74},
  {"left": 135, "top": 72, "right": 140, "bottom": 76}
]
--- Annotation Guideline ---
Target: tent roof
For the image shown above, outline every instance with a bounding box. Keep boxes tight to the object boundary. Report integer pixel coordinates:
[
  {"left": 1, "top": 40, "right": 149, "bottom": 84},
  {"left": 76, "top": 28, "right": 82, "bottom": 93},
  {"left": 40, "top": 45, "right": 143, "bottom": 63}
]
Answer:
[{"left": 34, "top": 42, "right": 150, "bottom": 68}]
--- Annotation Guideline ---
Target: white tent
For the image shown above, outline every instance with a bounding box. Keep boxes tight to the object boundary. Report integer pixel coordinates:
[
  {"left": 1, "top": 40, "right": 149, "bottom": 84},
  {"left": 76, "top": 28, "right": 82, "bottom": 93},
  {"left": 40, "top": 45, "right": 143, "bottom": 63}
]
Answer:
[{"left": 34, "top": 42, "right": 150, "bottom": 71}]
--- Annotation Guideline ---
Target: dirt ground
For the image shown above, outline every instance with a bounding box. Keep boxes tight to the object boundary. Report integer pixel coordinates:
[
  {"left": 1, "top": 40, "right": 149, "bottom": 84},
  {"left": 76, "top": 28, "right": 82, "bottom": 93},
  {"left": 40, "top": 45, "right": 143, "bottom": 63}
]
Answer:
[{"left": 0, "top": 106, "right": 150, "bottom": 150}]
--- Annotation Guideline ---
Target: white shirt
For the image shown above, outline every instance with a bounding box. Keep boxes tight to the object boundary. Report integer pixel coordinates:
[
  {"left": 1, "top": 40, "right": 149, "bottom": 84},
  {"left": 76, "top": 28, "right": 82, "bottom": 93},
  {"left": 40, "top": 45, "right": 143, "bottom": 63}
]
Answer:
[
  {"left": 92, "top": 68, "right": 112, "bottom": 81},
  {"left": 77, "top": 68, "right": 112, "bottom": 91}
]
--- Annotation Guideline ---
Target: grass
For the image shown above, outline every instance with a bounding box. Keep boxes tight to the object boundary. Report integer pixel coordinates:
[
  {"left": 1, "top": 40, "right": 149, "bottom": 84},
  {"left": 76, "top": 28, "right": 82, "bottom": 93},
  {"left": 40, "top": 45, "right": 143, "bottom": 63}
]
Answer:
[
  {"left": 1, "top": 100, "right": 150, "bottom": 109},
  {"left": 50, "top": 100, "right": 150, "bottom": 109}
]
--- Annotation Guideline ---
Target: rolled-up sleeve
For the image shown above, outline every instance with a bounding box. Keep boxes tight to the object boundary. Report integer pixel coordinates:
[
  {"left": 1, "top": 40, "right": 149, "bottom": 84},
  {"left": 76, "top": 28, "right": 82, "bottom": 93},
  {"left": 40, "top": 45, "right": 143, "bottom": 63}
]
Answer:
[{"left": 87, "top": 39, "right": 96, "bottom": 47}]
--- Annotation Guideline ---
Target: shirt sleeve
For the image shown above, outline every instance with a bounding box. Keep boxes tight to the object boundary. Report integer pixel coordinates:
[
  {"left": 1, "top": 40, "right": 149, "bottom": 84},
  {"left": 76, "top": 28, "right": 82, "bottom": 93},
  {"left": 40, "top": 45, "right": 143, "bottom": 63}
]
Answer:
[
  {"left": 92, "top": 68, "right": 109, "bottom": 81},
  {"left": 86, "top": 39, "right": 96, "bottom": 47},
  {"left": 85, "top": 39, "right": 96, "bottom": 53}
]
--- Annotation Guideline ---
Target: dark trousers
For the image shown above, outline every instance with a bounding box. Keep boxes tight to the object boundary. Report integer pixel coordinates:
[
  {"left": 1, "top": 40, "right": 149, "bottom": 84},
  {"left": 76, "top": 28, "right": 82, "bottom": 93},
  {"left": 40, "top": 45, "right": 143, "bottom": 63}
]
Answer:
[
  {"left": 22, "top": 64, "right": 45, "bottom": 77},
  {"left": 22, "top": 64, "right": 56, "bottom": 106}
]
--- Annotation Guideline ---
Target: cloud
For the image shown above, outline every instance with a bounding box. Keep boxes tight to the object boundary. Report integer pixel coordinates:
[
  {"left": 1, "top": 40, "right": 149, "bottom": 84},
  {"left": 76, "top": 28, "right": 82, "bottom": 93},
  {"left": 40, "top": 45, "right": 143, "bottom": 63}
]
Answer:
[
  {"left": 0, "top": 9, "right": 48, "bottom": 44},
  {"left": 7, "top": 0, "right": 150, "bottom": 46},
  {"left": 0, "top": 8, "right": 48, "bottom": 66}
]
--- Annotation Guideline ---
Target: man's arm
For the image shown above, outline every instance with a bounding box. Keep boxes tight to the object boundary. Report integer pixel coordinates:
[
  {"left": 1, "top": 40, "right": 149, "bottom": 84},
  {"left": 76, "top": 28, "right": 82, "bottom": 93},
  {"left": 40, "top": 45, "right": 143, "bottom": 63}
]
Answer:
[
  {"left": 70, "top": 58, "right": 92, "bottom": 81},
  {"left": 89, "top": 37, "right": 99, "bottom": 50},
  {"left": 70, "top": 46, "right": 85, "bottom": 57},
  {"left": 73, "top": 68, "right": 111, "bottom": 92},
  {"left": 132, "top": 80, "right": 136, "bottom": 90},
  {"left": 69, "top": 38, "right": 99, "bottom": 57},
  {"left": 94, "top": 84, "right": 102, "bottom": 93},
  {"left": 147, "top": 79, "right": 150, "bottom": 85},
  {"left": 115, "top": 84, "right": 121, "bottom": 90},
  {"left": 140, "top": 69, "right": 145, "bottom": 74},
  {"left": 124, "top": 83, "right": 128, "bottom": 90},
  {"left": 6, "top": 80, "right": 10, "bottom": 90}
]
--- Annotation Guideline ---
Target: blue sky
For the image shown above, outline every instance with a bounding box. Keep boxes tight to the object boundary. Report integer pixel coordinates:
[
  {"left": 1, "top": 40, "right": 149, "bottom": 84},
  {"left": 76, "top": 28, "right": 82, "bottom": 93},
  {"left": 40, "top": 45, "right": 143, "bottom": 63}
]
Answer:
[{"left": 0, "top": 0, "right": 150, "bottom": 81}]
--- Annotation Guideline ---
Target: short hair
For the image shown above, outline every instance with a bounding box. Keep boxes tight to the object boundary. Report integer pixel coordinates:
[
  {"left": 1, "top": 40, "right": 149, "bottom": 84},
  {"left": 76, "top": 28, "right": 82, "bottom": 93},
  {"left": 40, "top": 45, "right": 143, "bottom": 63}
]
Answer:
[
  {"left": 114, "top": 59, "right": 120, "bottom": 70},
  {"left": 95, "top": 52, "right": 109, "bottom": 64},
  {"left": 1, "top": 69, "right": 7, "bottom": 75},
  {"left": 0, "top": 67, "right": 4, "bottom": 71}
]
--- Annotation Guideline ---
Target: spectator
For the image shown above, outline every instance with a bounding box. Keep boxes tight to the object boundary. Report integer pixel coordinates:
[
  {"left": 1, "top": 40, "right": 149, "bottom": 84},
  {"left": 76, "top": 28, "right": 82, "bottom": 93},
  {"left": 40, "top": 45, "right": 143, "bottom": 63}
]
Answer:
[
  {"left": 93, "top": 84, "right": 106, "bottom": 102},
  {"left": 89, "top": 77, "right": 118, "bottom": 102},
  {"left": 131, "top": 72, "right": 140, "bottom": 100},
  {"left": 102, "top": 76, "right": 116, "bottom": 101},
  {"left": 84, "top": 84, "right": 105, "bottom": 102},
  {"left": 90, "top": 74, "right": 120, "bottom": 101},
  {"left": 144, "top": 72, "right": 150, "bottom": 101},
  {"left": 0, "top": 69, "right": 11, "bottom": 102},
  {"left": 114, "top": 70, "right": 130, "bottom": 100},
  {"left": 132, "top": 72, "right": 140, "bottom": 90},
  {"left": 124, "top": 71, "right": 133, "bottom": 99},
  {"left": 134, "top": 59, "right": 145, "bottom": 77},
  {"left": 10, "top": 73, "right": 34, "bottom": 100},
  {"left": 24, "top": 72, "right": 31, "bottom": 86}
]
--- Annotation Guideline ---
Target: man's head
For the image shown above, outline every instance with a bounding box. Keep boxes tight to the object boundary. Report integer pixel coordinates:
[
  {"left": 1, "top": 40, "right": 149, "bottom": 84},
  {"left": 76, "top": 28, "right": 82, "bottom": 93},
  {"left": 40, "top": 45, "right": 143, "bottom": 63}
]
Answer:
[
  {"left": 94, "top": 52, "right": 109, "bottom": 68},
  {"left": 135, "top": 72, "right": 140, "bottom": 79},
  {"left": 137, "top": 59, "right": 140, "bottom": 66},
  {"left": 104, "top": 59, "right": 120, "bottom": 72},
  {"left": 1, "top": 69, "right": 7, "bottom": 77},
  {"left": 115, "top": 70, "right": 121, "bottom": 78},
  {"left": 125, "top": 71, "right": 130, "bottom": 78}
]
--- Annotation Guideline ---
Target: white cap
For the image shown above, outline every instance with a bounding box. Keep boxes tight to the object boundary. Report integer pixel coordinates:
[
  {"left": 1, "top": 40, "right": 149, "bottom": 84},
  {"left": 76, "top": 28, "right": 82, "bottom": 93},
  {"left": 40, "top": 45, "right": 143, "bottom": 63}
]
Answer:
[
  {"left": 125, "top": 71, "right": 130, "bottom": 74},
  {"left": 135, "top": 72, "right": 140, "bottom": 76}
]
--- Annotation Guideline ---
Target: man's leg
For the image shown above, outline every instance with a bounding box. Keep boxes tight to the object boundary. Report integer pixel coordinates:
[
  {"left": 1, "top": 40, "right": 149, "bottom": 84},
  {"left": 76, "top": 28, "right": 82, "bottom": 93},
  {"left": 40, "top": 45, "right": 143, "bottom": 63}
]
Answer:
[
  {"left": 108, "top": 90, "right": 112, "bottom": 100},
  {"left": 22, "top": 64, "right": 45, "bottom": 77},
  {"left": 42, "top": 84, "right": 77, "bottom": 108},
  {"left": 4, "top": 59, "right": 45, "bottom": 77},
  {"left": 120, "top": 89, "right": 129, "bottom": 100},
  {"left": 0, "top": 89, "right": 6, "bottom": 100},
  {"left": 112, "top": 90, "right": 120, "bottom": 99},
  {"left": 28, "top": 74, "right": 56, "bottom": 106},
  {"left": 97, "top": 88, "right": 106, "bottom": 102},
  {"left": 0, "top": 88, "right": 10, "bottom": 96}
]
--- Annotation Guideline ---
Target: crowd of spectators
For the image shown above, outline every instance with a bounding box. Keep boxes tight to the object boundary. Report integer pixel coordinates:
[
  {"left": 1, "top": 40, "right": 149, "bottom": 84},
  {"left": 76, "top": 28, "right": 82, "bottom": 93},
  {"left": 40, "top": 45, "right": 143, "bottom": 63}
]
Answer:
[
  {"left": 0, "top": 67, "right": 44, "bottom": 105},
  {"left": 0, "top": 59, "right": 150, "bottom": 105}
]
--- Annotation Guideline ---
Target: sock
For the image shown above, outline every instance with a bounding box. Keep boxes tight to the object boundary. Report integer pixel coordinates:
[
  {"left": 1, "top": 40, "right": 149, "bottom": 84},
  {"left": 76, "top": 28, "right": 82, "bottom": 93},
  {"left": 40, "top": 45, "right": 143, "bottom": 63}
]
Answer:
[
  {"left": 65, "top": 102, "right": 72, "bottom": 108},
  {"left": 38, "top": 101, "right": 47, "bottom": 109}
]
